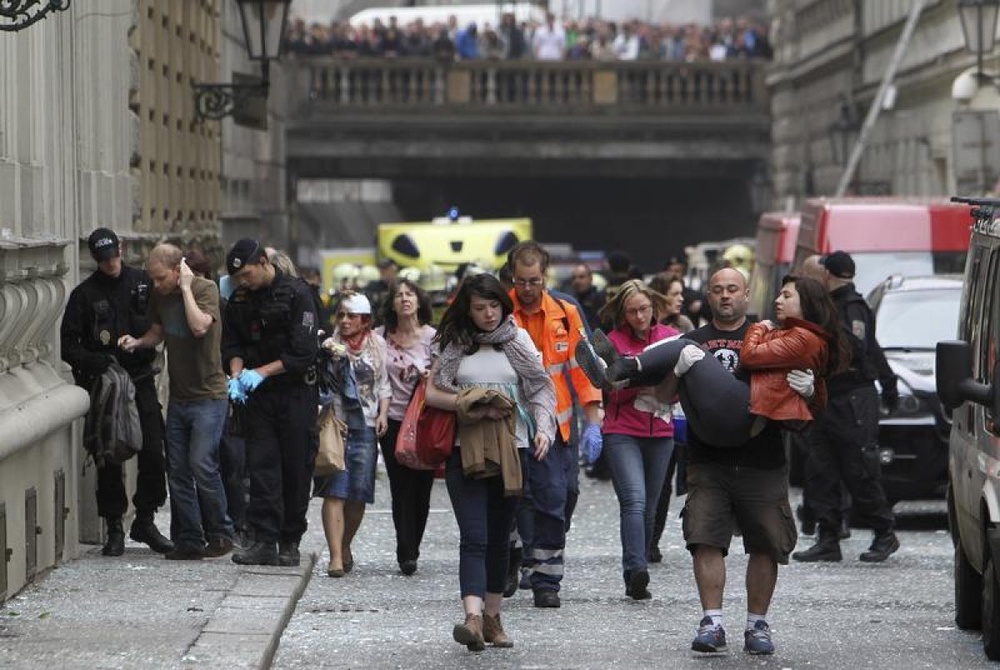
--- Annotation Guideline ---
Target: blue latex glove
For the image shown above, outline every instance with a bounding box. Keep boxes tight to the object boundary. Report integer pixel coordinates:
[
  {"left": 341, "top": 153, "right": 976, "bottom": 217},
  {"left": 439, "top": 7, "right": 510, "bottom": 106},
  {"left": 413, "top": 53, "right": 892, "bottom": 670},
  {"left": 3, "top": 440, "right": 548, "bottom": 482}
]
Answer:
[
  {"left": 580, "top": 423, "right": 603, "bottom": 465},
  {"left": 238, "top": 368, "right": 265, "bottom": 393},
  {"left": 228, "top": 378, "right": 247, "bottom": 404}
]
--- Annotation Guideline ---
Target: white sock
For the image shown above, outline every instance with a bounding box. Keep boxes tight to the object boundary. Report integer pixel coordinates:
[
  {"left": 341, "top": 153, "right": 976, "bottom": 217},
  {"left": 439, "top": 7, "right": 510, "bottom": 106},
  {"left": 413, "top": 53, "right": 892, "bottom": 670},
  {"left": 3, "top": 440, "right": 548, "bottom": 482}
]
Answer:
[
  {"left": 747, "top": 612, "right": 767, "bottom": 630},
  {"left": 704, "top": 609, "right": 724, "bottom": 628}
]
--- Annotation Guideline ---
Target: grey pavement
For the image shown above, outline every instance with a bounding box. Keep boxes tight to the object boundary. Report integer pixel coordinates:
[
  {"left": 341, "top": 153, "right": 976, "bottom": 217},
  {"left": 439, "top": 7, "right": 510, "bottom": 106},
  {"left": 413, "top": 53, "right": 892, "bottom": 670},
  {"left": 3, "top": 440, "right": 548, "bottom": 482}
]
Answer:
[
  {"left": 0, "top": 464, "right": 994, "bottom": 670},
  {"left": 0, "top": 506, "right": 317, "bottom": 670}
]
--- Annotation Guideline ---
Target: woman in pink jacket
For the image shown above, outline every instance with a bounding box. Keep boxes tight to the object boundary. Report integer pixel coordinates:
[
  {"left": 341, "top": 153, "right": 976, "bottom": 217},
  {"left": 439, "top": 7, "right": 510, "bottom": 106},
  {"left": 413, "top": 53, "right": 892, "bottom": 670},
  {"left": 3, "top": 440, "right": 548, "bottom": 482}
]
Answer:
[{"left": 598, "top": 279, "right": 679, "bottom": 600}]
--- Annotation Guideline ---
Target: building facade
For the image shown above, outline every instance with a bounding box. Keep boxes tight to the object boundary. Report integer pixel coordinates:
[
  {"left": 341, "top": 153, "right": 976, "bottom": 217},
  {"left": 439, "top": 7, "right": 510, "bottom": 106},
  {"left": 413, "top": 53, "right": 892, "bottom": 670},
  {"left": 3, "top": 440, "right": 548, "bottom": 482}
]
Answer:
[
  {"left": 768, "top": 0, "right": 995, "bottom": 205},
  {"left": 0, "top": 0, "right": 287, "bottom": 601}
]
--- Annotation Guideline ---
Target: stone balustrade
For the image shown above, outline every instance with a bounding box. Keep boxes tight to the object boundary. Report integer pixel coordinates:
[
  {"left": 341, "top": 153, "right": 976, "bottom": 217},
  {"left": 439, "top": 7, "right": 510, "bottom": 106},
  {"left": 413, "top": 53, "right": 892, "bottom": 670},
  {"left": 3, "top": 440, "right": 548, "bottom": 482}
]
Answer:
[
  {"left": 0, "top": 238, "right": 68, "bottom": 373},
  {"left": 0, "top": 239, "right": 89, "bottom": 461},
  {"left": 287, "top": 57, "right": 768, "bottom": 116}
]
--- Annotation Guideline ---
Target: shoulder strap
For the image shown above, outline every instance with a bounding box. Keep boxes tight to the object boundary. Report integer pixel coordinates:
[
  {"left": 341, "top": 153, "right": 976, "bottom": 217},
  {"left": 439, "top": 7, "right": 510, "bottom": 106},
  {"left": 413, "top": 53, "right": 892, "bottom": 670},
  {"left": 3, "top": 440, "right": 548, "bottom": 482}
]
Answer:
[{"left": 549, "top": 294, "right": 571, "bottom": 332}]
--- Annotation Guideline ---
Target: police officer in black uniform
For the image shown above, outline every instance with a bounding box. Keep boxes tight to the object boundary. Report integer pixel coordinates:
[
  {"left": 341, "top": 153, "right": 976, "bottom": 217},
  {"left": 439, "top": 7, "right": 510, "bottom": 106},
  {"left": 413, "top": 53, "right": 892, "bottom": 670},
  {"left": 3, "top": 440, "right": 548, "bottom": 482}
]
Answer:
[
  {"left": 222, "top": 239, "right": 319, "bottom": 567},
  {"left": 793, "top": 251, "right": 901, "bottom": 563},
  {"left": 61, "top": 228, "right": 173, "bottom": 556}
]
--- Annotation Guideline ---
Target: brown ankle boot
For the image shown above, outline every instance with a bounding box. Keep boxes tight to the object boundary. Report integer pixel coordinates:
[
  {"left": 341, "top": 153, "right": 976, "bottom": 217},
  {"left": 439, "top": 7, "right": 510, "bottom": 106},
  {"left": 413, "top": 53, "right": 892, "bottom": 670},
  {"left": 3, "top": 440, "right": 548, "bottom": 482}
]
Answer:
[
  {"left": 483, "top": 613, "right": 513, "bottom": 648},
  {"left": 452, "top": 613, "right": 485, "bottom": 652}
]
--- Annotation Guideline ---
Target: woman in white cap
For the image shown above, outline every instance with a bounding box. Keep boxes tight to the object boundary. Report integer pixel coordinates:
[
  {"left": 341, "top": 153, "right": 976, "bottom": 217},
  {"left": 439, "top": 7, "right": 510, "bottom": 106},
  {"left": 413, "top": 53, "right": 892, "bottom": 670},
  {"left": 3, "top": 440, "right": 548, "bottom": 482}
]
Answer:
[{"left": 315, "top": 292, "right": 391, "bottom": 577}]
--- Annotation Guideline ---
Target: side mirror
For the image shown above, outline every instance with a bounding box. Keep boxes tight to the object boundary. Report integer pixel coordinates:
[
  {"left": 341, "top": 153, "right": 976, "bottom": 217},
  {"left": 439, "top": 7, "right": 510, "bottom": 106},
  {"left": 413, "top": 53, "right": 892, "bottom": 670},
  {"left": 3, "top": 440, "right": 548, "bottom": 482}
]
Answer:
[
  {"left": 937, "top": 340, "right": 993, "bottom": 410},
  {"left": 937, "top": 340, "right": 972, "bottom": 410}
]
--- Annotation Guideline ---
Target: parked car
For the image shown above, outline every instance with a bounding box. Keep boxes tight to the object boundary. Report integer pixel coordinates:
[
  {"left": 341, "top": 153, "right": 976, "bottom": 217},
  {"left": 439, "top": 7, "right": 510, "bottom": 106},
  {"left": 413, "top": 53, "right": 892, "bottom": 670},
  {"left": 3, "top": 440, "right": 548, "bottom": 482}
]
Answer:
[{"left": 867, "top": 274, "right": 963, "bottom": 503}]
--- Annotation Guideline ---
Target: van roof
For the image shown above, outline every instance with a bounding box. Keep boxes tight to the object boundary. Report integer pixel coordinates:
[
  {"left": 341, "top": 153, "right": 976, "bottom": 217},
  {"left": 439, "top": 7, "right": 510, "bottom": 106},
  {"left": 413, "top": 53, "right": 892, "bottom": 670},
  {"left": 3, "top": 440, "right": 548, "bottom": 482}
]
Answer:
[
  {"left": 799, "top": 197, "right": 971, "bottom": 253},
  {"left": 755, "top": 212, "right": 800, "bottom": 264}
]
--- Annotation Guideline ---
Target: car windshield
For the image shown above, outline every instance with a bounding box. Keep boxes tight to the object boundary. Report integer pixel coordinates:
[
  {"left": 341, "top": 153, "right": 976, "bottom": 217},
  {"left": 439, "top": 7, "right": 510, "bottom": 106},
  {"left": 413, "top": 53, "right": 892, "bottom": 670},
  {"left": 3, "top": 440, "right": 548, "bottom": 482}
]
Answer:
[
  {"left": 851, "top": 252, "right": 934, "bottom": 296},
  {"left": 875, "top": 287, "right": 961, "bottom": 349}
]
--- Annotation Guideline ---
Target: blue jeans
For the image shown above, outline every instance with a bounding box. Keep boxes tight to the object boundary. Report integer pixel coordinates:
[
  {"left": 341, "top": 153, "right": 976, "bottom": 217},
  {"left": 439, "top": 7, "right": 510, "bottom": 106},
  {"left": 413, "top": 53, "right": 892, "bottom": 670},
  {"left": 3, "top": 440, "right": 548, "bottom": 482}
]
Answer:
[
  {"left": 604, "top": 433, "right": 674, "bottom": 576},
  {"left": 445, "top": 448, "right": 517, "bottom": 598},
  {"left": 165, "top": 398, "right": 233, "bottom": 548}
]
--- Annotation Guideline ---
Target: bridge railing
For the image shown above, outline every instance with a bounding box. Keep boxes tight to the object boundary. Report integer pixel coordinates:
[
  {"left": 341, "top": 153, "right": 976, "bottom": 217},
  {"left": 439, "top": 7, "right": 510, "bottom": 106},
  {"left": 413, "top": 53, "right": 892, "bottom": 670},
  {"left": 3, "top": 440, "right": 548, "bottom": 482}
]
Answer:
[{"left": 285, "top": 57, "right": 768, "bottom": 115}]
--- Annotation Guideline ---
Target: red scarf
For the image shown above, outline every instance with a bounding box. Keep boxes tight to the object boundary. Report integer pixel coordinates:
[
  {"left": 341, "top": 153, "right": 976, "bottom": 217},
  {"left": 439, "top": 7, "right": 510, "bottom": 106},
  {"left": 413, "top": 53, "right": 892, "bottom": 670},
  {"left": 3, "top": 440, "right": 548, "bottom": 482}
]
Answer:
[{"left": 342, "top": 329, "right": 369, "bottom": 353}]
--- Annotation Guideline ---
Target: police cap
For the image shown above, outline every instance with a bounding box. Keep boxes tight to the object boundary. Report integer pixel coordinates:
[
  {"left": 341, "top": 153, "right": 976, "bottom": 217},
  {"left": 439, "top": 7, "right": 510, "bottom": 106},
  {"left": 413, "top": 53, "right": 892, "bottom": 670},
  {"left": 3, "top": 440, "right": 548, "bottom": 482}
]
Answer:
[
  {"left": 88, "top": 228, "right": 120, "bottom": 262},
  {"left": 820, "top": 250, "right": 856, "bottom": 279},
  {"left": 226, "top": 238, "right": 264, "bottom": 276}
]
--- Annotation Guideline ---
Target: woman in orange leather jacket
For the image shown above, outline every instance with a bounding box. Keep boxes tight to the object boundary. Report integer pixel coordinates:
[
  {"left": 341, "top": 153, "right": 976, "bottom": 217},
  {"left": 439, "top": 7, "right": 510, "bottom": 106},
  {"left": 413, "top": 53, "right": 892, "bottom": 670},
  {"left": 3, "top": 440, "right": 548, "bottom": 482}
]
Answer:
[{"left": 740, "top": 275, "right": 850, "bottom": 429}]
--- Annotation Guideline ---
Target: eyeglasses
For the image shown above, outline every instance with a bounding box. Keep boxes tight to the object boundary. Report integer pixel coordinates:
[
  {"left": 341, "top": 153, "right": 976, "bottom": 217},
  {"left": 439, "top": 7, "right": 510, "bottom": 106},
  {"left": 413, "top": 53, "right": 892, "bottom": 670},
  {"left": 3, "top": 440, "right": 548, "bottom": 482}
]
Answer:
[
  {"left": 513, "top": 278, "right": 545, "bottom": 288},
  {"left": 624, "top": 304, "right": 652, "bottom": 317},
  {"left": 337, "top": 312, "right": 362, "bottom": 320},
  {"left": 572, "top": 274, "right": 589, "bottom": 280}
]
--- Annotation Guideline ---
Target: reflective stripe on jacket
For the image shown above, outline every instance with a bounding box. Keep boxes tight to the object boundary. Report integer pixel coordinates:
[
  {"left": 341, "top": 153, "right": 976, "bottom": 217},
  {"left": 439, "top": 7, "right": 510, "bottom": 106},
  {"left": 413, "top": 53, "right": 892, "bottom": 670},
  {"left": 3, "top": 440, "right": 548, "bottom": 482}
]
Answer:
[{"left": 511, "top": 290, "right": 601, "bottom": 442}]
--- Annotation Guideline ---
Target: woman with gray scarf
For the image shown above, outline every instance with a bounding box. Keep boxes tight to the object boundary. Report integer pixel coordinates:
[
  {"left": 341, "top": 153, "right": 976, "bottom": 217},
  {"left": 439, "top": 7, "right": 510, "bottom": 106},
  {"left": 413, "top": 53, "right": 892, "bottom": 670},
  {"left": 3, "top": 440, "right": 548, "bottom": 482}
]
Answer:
[{"left": 426, "top": 273, "right": 555, "bottom": 652}]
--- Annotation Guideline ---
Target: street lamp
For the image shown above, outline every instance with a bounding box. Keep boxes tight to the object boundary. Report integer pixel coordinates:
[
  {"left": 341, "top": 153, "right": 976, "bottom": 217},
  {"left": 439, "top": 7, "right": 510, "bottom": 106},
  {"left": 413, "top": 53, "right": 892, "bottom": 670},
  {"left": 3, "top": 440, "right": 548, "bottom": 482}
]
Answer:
[
  {"left": 0, "top": 0, "right": 70, "bottom": 32},
  {"left": 958, "top": 0, "right": 1000, "bottom": 78},
  {"left": 192, "top": 0, "right": 291, "bottom": 122}
]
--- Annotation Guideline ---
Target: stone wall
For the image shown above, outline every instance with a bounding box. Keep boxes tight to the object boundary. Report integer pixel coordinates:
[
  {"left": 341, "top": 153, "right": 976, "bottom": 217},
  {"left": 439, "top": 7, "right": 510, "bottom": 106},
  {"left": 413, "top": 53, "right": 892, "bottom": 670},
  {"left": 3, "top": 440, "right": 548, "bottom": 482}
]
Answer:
[
  {"left": 129, "top": 0, "right": 223, "bottom": 256},
  {"left": 0, "top": 0, "right": 130, "bottom": 601},
  {"left": 0, "top": 0, "right": 224, "bottom": 602},
  {"left": 768, "top": 0, "right": 977, "bottom": 204}
]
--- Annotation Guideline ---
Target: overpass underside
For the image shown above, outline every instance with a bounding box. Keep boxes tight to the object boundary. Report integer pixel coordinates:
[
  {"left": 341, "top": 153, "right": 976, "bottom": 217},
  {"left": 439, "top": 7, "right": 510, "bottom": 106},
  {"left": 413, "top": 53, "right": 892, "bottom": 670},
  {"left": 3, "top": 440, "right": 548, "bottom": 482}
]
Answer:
[
  {"left": 286, "top": 57, "right": 770, "bottom": 179},
  {"left": 283, "top": 58, "right": 772, "bottom": 267}
]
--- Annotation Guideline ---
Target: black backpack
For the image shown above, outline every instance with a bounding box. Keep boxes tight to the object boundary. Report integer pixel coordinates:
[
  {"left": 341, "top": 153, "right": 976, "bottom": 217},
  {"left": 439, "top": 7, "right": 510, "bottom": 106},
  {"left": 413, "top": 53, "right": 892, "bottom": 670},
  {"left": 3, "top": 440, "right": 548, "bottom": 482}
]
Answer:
[{"left": 83, "top": 362, "right": 143, "bottom": 466}]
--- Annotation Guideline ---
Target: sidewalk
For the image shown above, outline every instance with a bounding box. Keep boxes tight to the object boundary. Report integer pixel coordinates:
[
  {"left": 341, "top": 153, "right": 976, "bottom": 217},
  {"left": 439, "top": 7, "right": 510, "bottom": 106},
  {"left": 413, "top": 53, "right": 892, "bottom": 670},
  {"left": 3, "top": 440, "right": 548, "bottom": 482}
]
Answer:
[{"left": 0, "top": 503, "right": 324, "bottom": 670}]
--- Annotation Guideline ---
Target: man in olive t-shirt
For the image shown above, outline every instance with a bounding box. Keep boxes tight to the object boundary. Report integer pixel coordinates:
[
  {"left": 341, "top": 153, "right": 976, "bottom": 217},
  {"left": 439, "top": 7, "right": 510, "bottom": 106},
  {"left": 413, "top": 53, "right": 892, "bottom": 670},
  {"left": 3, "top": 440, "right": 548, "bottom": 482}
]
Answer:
[{"left": 119, "top": 244, "right": 234, "bottom": 560}]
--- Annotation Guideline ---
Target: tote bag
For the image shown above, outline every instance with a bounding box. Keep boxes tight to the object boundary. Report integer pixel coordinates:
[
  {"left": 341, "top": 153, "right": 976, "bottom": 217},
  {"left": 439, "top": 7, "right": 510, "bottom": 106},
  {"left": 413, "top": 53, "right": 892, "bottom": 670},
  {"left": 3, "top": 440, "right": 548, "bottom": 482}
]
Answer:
[
  {"left": 416, "top": 401, "right": 456, "bottom": 466},
  {"left": 396, "top": 380, "right": 437, "bottom": 471},
  {"left": 399, "top": 378, "right": 456, "bottom": 467},
  {"left": 315, "top": 406, "right": 347, "bottom": 476}
]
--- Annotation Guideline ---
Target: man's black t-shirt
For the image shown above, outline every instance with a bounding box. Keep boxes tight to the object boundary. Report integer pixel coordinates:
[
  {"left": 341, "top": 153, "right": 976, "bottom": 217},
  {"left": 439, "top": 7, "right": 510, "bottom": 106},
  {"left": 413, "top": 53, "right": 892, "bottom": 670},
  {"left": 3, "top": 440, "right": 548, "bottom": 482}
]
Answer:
[{"left": 683, "top": 320, "right": 786, "bottom": 470}]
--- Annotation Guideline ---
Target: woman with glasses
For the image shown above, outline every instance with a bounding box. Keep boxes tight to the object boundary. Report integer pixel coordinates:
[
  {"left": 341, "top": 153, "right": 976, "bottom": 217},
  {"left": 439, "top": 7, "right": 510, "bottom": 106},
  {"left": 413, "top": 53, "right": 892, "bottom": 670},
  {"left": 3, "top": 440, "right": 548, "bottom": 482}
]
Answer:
[
  {"left": 425, "top": 273, "right": 555, "bottom": 651},
  {"left": 315, "top": 293, "right": 391, "bottom": 577},
  {"left": 597, "top": 279, "right": 679, "bottom": 600},
  {"left": 373, "top": 279, "right": 437, "bottom": 576}
]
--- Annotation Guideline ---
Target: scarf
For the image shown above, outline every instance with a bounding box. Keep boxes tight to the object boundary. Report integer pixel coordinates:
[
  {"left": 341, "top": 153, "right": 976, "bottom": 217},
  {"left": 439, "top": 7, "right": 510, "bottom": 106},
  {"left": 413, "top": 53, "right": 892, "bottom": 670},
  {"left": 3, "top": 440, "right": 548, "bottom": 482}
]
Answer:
[
  {"left": 435, "top": 316, "right": 556, "bottom": 444},
  {"left": 342, "top": 329, "right": 369, "bottom": 352}
]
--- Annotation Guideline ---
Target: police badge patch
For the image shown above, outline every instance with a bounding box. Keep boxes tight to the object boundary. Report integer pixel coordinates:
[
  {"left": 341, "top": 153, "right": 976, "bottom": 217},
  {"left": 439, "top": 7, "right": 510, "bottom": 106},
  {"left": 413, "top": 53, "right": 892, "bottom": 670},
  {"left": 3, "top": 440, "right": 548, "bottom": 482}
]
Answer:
[
  {"left": 852, "top": 319, "right": 866, "bottom": 340},
  {"left": 232, "top": 258, "right": 242, "bottom": 269},
  {"left": 100, "top": 330, "right": 111, "bottom": 345},
  {"left": 303, "top": 312, "right": 315, "bottom": 329}
]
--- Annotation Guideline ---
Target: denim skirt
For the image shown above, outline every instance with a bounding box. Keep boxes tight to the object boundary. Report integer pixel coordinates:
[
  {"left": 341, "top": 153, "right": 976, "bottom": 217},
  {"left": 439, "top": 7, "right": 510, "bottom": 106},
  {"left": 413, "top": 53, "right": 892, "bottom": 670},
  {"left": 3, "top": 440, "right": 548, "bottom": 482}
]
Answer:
[{"left": 313, "top": 408, "right": 378, "bottom": 503}]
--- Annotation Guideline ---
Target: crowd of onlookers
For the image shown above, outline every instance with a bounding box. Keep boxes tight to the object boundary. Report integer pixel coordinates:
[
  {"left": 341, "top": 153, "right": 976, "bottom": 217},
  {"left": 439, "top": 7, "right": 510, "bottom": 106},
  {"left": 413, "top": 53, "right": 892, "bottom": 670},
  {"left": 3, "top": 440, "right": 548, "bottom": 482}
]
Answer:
[{"left": 284, "top": 13, "right": 772, "bottom": 63}]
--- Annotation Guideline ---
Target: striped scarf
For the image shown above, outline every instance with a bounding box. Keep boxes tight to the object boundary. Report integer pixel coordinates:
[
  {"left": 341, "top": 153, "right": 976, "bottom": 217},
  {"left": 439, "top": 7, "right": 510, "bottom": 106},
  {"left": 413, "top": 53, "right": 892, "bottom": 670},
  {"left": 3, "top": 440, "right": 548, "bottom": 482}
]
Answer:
[{"left": 434, "top": 316, "right": 556, "bottom": 444}]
